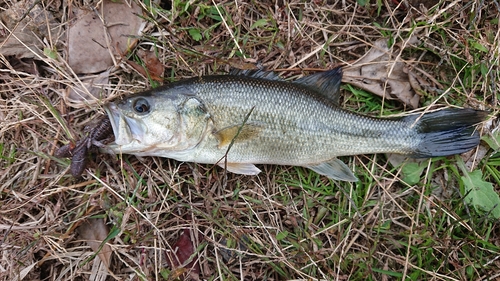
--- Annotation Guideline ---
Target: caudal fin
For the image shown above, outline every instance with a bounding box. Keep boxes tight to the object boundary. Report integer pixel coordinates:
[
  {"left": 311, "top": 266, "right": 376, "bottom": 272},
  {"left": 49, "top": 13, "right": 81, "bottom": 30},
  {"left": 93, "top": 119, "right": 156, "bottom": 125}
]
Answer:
[{"left": 407, "top": 108, "right": 488, "bottom": 158}]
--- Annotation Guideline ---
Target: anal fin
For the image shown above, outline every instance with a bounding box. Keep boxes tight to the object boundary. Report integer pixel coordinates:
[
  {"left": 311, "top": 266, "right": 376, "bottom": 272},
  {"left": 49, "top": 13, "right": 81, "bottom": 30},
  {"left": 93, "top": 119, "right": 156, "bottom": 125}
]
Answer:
[{"left": 306, "top": 158, "right": 358, "bottom": 182}]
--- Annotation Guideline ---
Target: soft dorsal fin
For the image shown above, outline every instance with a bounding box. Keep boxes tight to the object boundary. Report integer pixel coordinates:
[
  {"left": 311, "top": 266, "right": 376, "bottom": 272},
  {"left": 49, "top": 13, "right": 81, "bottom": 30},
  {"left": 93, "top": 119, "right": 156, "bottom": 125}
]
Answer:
[
  {"left": 213, "top": 123, "right": 263, "bottom": 148},
  {"left": 294, "top": 67, "right": 343, "bottom": 104},
  {"left": 230, "top": 68, "right": 283, "bottom": 81}
]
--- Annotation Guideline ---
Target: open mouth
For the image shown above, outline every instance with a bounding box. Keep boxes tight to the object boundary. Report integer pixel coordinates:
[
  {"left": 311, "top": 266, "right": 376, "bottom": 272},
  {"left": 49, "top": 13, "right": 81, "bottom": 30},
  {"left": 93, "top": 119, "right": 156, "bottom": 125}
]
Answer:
[
  {"left": 103, "top": 102, "right": 135, "bottom": 146},
  {"left": 104, "top": 102, "right": 146, "bottom": 147},
  {"left": 103, "top": 103, "right": 120, "bottom": 144}
]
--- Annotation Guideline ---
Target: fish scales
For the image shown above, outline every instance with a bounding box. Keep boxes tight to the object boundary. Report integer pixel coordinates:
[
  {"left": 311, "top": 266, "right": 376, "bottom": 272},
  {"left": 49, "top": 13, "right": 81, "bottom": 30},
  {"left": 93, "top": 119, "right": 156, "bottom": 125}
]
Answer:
[
  {"left": 185, "top": 76, "right": 416, "bottom": 164},
  {"left": 104, "top": 68, "right": 486, "bottom": 181}
]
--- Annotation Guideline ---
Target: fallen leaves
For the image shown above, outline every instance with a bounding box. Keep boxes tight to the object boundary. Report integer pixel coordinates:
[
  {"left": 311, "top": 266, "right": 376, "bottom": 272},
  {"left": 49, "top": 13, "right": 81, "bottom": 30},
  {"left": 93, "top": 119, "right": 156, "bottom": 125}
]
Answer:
[
  {"left": 127, "top": 49, "right": 165, "bottom": 82},
  {"left": 0, "top": 0, "right": 58, "bottom": 58},
  {"left": 166, "top": 229, "right": 201, "bottom": 280},
  {"left": 77, "top": 218, "right": 114, "bottom": 268},
  {"left": 64, "top": 0, "right": 145, "bottom": 105},
  {"left": 67, "top": 1, "right": 143, "bottom": 74},
  {"left": 343, "top": 37, "right": 422, "bottom": 108}
]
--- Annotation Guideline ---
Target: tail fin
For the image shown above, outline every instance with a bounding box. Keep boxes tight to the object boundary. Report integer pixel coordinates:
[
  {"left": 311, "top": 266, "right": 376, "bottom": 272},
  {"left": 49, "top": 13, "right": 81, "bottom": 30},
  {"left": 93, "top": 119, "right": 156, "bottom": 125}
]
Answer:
[{"left": 406, "top": 108, "right": 487, "bottom": 158}]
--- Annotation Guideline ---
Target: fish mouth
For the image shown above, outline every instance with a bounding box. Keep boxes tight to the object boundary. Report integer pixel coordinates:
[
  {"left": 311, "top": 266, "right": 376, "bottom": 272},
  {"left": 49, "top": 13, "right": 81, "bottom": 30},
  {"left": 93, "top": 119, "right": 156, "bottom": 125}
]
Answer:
[
  {"left": 104, "top": 102, "right": 133, "bottom": 146},
  {"left": 104, "top": 103, "right": 120, "bottom": 142}
]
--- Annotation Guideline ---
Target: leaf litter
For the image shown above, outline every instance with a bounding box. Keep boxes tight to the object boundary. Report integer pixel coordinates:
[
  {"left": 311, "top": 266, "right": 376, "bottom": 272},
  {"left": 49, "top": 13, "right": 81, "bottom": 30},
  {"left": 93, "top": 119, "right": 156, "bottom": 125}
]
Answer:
[
  {"left": 77, "top": 218, "right": 113, "bottom": 269},
  {"left": 1, "top": 0, "right": 500, "bottom": 280},
  {"left": 65, "top": 0, "right": 144, "bottom": 105},
  {"left": 342, "top": 37, "right": 422, "bottom": 108},
  {"left": 0, "top": 0, "right": 59, "bottom": 58},
  {"left": 165, "top": 229, "right": 201, "bottom": 280}
]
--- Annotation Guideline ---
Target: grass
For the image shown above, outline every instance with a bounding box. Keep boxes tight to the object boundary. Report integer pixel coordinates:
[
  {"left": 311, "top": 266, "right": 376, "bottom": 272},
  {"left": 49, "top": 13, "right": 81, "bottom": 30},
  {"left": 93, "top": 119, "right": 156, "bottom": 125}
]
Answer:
[{"left": 1, "top": 0, "right": 500, "bottom": 280}]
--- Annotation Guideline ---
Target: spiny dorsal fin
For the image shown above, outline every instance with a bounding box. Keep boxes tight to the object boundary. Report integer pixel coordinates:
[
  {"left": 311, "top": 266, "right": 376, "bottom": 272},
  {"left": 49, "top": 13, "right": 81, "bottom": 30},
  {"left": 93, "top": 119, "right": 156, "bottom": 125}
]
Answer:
[
  {"left": 294, "top": 67, "right": 343, "bottom": 104},
  {"left": 229, "top": 68, "right": 283, "bottom": 81},
  {"left": 214, "top": 123, "right": 263, "bottom": 148}
]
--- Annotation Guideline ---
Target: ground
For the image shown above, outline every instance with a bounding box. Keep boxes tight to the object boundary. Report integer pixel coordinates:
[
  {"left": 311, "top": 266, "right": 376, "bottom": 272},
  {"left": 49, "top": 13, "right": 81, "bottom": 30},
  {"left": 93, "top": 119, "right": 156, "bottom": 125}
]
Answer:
[{"left": 1, "top": 0, "right": 500, "bottom": 280}]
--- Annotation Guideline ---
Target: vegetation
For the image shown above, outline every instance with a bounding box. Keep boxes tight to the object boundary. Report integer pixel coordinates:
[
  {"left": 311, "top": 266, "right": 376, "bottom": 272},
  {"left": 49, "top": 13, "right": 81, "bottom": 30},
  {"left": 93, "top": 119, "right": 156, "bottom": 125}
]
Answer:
[{"left": 1, "top": 0, "right": 499, "bottom": 280}]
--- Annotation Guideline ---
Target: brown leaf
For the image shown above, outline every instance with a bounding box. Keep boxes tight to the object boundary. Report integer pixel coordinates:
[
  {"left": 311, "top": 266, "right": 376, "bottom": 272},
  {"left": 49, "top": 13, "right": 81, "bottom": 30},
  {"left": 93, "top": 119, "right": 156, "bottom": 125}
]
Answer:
[
  {"left": 0, "top": 0, "right": 58, "bottom": 58},
  {"left": 166, "top": 229, "right": 200, "bottom": 280},
  {"left": 342, "top": 38, "right": 421, "bottom": 108},
  {"left": 136, "top": 49, "right": 165, "bottom": 81},
  {"left": 67, "top": 0, "right": 144, "bottom": 74},
  {"left": 77, "top": 218, "right": 113, "bottom": 269},
  {"left": 65, "top": 70, "right": 110, "bottom": 106}
]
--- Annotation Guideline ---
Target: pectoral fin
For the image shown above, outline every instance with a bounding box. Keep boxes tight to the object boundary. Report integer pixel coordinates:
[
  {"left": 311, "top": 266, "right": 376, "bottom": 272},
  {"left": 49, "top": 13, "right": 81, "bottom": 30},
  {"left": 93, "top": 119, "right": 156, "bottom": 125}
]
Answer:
[
  {"left": 217, "top": 162, "right": 262, "bottom": 175},
  {"left": 214, "top": 124, "right": 262, "bottom": 148},
  {"left": 306, "top": 158, "right": 358, "bottom": 182}
]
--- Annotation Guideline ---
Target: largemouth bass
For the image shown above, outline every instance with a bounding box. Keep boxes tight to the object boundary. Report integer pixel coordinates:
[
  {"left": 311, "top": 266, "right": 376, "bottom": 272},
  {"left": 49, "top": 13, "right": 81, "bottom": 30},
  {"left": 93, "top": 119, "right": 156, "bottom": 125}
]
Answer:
[{"left": 104, "top": 68, "right": 486, "bottom": 181}]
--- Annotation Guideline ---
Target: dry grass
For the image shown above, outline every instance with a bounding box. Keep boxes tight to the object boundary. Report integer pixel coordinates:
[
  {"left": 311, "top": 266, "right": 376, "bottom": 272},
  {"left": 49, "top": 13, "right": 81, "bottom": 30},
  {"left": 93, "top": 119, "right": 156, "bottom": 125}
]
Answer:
[{"left": 1, "top": 0, "right": 500, "bottom": 280}]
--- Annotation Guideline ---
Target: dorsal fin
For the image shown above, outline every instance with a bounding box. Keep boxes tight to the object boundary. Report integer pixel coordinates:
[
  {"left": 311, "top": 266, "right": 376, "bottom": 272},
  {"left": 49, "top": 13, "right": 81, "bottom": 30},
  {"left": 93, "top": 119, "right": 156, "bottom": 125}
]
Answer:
[
  {"left": 294, "top": 67, "right": 343, "bottom": 103},
  {"left": 229, "top": 68, "right": 283, "bottom": 81}
]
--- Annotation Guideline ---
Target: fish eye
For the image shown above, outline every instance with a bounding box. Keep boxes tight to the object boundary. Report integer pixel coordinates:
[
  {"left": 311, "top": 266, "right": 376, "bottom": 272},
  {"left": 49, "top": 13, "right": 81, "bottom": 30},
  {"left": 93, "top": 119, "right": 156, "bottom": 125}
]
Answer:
[{"left": 132, "top": 98, "right": 151, "bottom": 114}]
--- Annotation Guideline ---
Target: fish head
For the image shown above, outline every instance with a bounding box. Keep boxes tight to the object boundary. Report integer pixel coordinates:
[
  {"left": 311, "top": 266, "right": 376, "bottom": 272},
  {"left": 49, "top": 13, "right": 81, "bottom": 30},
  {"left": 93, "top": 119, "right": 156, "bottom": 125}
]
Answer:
[{"left": 104, "top": 90, "right": 211, "bottom": 158}]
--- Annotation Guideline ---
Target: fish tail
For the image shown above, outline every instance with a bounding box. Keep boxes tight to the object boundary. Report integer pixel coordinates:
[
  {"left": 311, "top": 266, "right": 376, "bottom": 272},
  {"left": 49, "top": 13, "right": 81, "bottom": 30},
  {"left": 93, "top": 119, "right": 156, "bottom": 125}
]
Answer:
[{"left": 408, "top": 108, "right": 488, "bottom": 157}]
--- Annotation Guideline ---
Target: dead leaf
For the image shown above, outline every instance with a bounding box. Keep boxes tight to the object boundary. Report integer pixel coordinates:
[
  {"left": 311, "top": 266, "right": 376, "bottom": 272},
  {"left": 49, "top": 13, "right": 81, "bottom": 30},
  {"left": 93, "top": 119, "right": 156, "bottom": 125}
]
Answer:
[
  {"left": 67, "top": 0, "right": 144, "bottom": 74},
  {"left": 166, "top": 229, "right": 200, "bottom": 281},
  {"left": 64, "top": 70, "right": 110, "bottom": 107},
  {"left": 343, "top": 38, "right": 421, "bottom": 108},
  {"left": 77, "top": 218, "right": 113, "bottom": 269},
  {"left": 137, "top": 49, "right": 165, "bottom": 81},
  {"left": 0, "top": 0, "right": 58, "bottom": 58}
]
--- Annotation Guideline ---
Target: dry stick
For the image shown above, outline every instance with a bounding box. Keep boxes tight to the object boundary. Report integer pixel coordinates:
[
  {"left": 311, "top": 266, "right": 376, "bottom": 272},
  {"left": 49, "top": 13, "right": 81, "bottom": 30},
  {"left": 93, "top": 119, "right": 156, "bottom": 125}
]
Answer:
[{"left": 215, "top": 106, "right": 256, "bottom": 188}]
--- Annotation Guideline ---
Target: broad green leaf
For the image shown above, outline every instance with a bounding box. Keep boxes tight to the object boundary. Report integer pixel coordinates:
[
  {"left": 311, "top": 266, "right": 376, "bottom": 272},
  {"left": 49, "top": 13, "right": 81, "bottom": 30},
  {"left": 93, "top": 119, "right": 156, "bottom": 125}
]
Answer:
[
  {"left": 276, "top": 231, "right": 288, "bottom": 241},
  {"left": 44, "top": 47, "right": 58, "bottom": 59},
  {"left": 188, "top": 28, "right": 202, "bottom": 41},
  {"left": 482, "top": 130, "right": 500, "bottom": 151},
  {"left": 461, "top": 169, "right": 500, "bottom": 219},
  {"left": 471, "top": 41, "right": 488, "bottom": 53},
  {"left": 250, "top": 19, "right": 268, "bottom": 30},
  {"left": 402, "top": 162, "right": 426, "bottom": 185}
]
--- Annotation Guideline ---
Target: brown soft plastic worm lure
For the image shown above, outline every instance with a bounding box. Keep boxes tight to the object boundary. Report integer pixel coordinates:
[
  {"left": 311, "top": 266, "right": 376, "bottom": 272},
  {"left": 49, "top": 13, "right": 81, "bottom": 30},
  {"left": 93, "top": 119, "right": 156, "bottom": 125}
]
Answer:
[{"left": 55, "top": 116, "right": 114, "bottom": 177}]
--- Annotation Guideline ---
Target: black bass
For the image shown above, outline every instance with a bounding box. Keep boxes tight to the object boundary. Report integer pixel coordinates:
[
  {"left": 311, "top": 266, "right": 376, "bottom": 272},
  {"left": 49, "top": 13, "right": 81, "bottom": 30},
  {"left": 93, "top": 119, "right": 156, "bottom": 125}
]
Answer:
[{"left": 103, "top": 68, "right": 486, "bottom": 181}]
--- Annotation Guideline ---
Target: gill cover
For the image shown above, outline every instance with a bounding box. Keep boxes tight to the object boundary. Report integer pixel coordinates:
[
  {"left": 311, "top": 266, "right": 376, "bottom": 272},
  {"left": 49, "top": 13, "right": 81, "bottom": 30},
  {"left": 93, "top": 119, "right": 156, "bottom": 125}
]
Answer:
[{"left": 105, "top": 90, "right": 210, "bottom": 156}]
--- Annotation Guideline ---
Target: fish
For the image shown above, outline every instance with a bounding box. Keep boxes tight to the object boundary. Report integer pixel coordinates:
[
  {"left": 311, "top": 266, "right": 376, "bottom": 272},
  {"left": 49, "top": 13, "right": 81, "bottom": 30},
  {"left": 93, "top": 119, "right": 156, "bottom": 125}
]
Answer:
[{"left": 102, "top": 68, "right": 487, "bottom": 181}]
